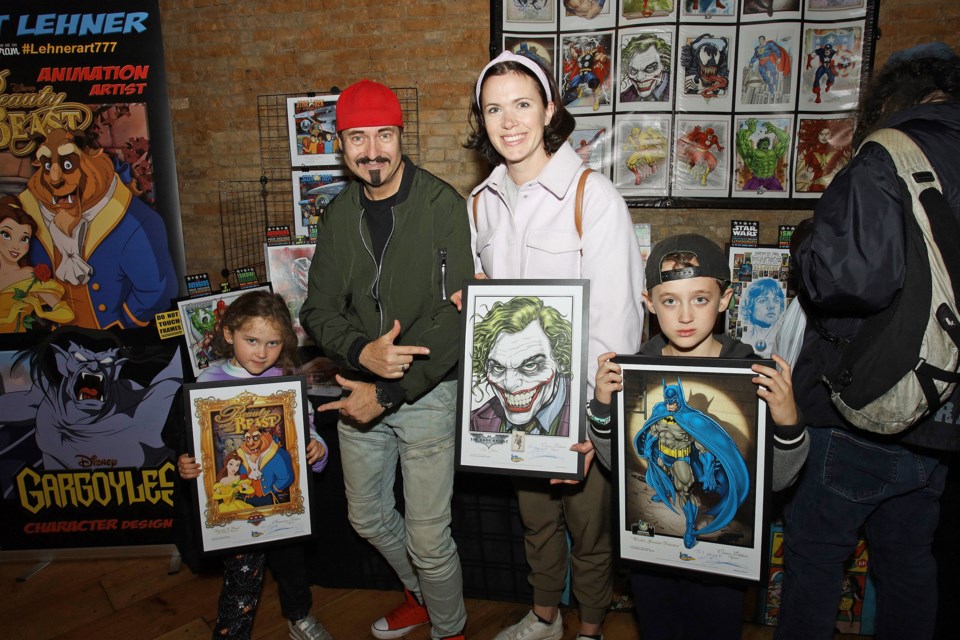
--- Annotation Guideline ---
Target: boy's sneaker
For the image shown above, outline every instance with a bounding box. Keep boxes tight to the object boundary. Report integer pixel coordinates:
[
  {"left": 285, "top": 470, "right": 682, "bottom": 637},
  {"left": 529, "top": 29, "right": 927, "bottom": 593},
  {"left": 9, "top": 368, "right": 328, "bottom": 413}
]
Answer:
[
  {"left": 371, "top": 588, "right": 430, "bottom": 639},
  {"left": 288, "top": 614, "right": 332, "bottom": 640},
  {"left": 493, "top": 610, "right": 563, "bottom": 640}
]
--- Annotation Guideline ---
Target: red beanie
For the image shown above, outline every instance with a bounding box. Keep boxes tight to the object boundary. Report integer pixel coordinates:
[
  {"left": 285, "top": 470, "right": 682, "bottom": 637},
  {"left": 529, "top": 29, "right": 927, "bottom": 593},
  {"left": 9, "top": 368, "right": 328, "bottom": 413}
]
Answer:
[{"left": 335, "top": 80, "right": 403, "bottom": 132}]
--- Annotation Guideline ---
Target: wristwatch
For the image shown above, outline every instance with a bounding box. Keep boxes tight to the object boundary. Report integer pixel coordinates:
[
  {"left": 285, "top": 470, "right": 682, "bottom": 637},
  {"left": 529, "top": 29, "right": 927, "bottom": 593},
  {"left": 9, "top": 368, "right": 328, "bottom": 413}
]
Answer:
[{"left": 374, "top": 383, "right": 395, "bottom": 410}]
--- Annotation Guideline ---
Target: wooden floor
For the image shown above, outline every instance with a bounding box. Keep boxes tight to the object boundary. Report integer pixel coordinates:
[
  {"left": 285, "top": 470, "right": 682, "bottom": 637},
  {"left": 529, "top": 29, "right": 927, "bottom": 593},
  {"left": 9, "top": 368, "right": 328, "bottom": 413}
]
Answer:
[{"left": 0, "top": 557, "right": 867, "bottom": 639}]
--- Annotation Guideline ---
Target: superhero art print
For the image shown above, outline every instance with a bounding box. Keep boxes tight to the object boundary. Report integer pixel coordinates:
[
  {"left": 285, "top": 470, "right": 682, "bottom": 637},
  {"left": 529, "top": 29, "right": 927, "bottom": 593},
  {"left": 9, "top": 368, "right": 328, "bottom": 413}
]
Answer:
[
  {"left": 805, "top": 0, "right": 867, "bottom": 20},
  {"left": 614, "top": 115, "right": 672, "bottom": 197},
  {"left": 726, "top": 246, "right": 794, "bottom": 358},
  {"left": 620, "top": 0, "right": 677, "bottom": 24},
  {"left": 560, "top": 0, "right": 616, "bottom": 31},
  {"left": 184, "top": 375, "right": 312, "bottom": 553},
  {"left": 264, "top": 244, "right": 315, "bottom": 345},
  {"left": 735, "top": 23, "right": 801, "bottom": 113},
  {"left": 733, "top": 115, "right": 794, "bottom": 198},
  {"left": 290, "top": 169, "right": 348, "bottom": 238},
  {"left": 616, "top": 27, "right": 674, "bottom": 111},
  {"left": 679, "top": 0, "right": 736, "bottom": 23},
  {"left": 798, "top": 23, "right": 864, "bottom": 111},
  {"left": 792, "top": 114, "right": 856, "bottom": 197},
  {"left": 672, "top": 116, "right": 731, "bottom": 197},
  {"left": 504, "top": 0, "right": 556, "bottom": 31},
  {"left": 674, "top": 25, "right": 736, "bottom": 113},
  {"left": 613, "top": 357, "right": 771, "bottom": 581},
  {"left": 286, "top": 95, "right": 340, "bottom": 167},
  {"left": 175, "top": 285, "right": 272, "bottom": 378},
  {"left": 504, "top": 35, "right": 558, "bottom": 77},
  {"left": 560, "top": 32, "right": 615, "bottom": 114},
  {"left": 567, "top": 114, "right": 613, "bottom": 177},
  {"left": 741, "top": 0, "right": 802, "bottom": 23},
  {"left": 455, "top": 280, "right": 589, "bottom": 481}
]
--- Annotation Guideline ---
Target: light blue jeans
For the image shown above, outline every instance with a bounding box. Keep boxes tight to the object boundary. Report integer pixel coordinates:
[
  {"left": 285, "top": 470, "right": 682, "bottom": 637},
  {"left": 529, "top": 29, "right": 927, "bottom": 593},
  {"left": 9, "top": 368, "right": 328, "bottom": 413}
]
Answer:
[{"left": 338, "top": 380, "right": 465, "bottom": 638}]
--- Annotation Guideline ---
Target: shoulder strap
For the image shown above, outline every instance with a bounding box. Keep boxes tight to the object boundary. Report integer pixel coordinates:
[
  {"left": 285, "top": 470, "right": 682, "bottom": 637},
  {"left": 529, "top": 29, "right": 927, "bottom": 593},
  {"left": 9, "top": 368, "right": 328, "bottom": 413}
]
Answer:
[
  {"left": 574, "top": 168, "right": 593, "bottom": 239},
  {"left": 472, "top": 167, "right": 595, "bottom": 238}
]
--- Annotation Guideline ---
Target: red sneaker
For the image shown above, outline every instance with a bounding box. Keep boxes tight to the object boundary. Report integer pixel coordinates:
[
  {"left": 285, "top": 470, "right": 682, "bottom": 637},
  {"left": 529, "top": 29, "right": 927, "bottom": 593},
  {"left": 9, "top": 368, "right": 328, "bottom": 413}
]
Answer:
[{"left": 371, "top": 589, "right": 430, "bottom": 639}]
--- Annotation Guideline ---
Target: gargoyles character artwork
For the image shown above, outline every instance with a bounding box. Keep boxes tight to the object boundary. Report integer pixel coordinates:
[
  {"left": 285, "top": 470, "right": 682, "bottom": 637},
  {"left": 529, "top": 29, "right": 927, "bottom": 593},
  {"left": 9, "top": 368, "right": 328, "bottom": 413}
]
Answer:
[{"left": 0, "top": 327, "right": 181, "bottom": 477}]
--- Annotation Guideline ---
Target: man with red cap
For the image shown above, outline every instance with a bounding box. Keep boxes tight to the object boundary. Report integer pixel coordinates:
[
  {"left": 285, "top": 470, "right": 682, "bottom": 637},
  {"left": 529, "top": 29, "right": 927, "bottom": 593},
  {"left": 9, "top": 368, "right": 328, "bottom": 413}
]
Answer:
[{"left": 300, "top": 80, "right": 472, "bottom": 640}]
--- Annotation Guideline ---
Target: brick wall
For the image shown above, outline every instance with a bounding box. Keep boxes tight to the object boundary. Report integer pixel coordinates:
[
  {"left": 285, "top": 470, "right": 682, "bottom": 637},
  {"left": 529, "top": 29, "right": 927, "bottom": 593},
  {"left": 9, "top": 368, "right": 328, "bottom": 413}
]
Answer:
[{"left": 158, "top": 0, "right": 960, "bottom": 276}]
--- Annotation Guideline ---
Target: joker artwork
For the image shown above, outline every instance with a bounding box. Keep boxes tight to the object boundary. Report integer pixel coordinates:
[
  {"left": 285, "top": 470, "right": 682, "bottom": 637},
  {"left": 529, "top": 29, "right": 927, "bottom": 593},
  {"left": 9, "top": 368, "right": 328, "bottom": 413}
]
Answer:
[{"left": 469, "top": 297, "right": 573, "bottom": 436}]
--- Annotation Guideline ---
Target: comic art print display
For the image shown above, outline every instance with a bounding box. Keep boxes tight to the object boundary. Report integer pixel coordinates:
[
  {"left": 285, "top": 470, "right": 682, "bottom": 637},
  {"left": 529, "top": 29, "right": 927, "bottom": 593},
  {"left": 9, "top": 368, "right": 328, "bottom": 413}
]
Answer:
[
  {"left": 674, "top": 25, "right": 736, "bottom": 113},
  {"left": 184, "top": 375, "right": 313, "bottom": 554},
  {"left": 614, "top": 356, "right": 771, "bottom": 581},
  {"left": 0, "top": 328, "right": 182, "bottom": 550},
  {"left": 797, "top": 21, "right": 864, "bottom": 111},
  {"left": 672, "top": 115, "right": 731, "bottom": 197},
  {"left": 494, "top": 0, "right": 877, "bottom": 204},
  {"left": 726, "top": 245, "right": 793, "bottom": 358},
  {"left": 560, "top": 31, "right": 615, "bottom": 115},
  {"left": 0, "top": 0, "right": 186, "bottom": 335},
  {"left": 176, "top": 285, "right": 272, "bottom": 378},
  {"left": 614, "top": 115, "right": 672, "bottom": 196},
  {"left": 290, "top": 169, "right": 348, "bottom": 238},
  {"left": 616, "top": 26, "right": 675, "bottom": 111},
  {"left": 285, "top": 95, "right": 340, "bottom": 167},
  {"left": 792, "top": 113, "right": 855, "bottom": 197},
  {"left": 456, "top": 280, "right": 589, "bottom": 480},
  {"left": 733, "top": 115, "right": 794, "bottom": 197},
  {"left": 567, "top": 114, "right": 613, "bottom": 176}
]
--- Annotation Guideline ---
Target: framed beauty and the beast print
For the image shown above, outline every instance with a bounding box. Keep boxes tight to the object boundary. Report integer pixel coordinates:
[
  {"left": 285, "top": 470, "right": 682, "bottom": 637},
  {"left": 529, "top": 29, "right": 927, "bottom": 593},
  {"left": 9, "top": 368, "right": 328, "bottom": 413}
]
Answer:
[
  {"left": 613, "top": 356, "right": 771, "bottom": 581},
  {"left": 184, "top": 375, "right": 313, "bottom": 554},
  {"left": 456, "top": 280, "right": 590, "bottom": 480}
]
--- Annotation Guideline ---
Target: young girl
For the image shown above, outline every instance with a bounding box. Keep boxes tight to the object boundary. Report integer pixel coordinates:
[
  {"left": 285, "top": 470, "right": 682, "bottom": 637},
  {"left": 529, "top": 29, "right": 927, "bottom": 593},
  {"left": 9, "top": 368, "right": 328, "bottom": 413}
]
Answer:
[
  {"left": 464, "top": 51, "right": 644, "bottom": 640},
  {"left": 176, "top": 291, "right": 332, "bottom": 640}
]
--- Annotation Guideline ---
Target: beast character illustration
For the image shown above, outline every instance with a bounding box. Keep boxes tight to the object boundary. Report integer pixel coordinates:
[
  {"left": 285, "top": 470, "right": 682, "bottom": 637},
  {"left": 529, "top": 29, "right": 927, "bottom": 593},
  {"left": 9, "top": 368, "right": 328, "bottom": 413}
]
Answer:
[
  {"left": 236, "top": 426, "right": 295, "bottom": 506},
  {"left": 0, "top": 327, "right": 181, "bottom": 472},
  {"left": 19, "top": 128, "right": 178, "bottom": 330},
  {"left": 634, "top": 378, "right": 749, "bottom": 548}
]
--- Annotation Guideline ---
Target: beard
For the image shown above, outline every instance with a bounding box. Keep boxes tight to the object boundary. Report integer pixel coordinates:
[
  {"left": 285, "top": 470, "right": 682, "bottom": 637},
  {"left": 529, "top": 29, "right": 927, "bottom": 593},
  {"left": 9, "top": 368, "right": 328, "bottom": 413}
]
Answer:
[{"left": 358, "top": 156, "right": 390, "bottom": 187}]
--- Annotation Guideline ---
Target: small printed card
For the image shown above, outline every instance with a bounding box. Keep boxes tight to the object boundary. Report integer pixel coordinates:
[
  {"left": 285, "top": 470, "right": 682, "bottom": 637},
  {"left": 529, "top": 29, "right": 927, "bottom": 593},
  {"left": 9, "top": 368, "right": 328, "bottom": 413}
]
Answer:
[
  {"left": 730, "top": 220, "right": 760, "bottom": 248},
  {"left": 185, "top": 273, "right": 214, "bottom": 298},
  {"left": 266, "top": 225, "right": 293, "bottom": 246}
]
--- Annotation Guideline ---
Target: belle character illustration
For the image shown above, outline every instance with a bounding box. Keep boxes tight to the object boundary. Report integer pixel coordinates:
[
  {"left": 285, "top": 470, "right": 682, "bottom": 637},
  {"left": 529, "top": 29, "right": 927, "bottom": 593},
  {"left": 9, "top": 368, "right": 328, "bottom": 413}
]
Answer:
[
  {"left": 213, "top": 451, "right": 255, "bottom": 513},
  {"left": 0, "top": 195, "right": 74, "bottom": 333}
]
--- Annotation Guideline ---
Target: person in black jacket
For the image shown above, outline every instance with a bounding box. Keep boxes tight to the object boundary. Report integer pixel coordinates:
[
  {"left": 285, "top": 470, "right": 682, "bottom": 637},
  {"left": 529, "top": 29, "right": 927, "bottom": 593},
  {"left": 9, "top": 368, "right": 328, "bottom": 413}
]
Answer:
[{"left": 777, "top": 42, "right": 960, "bottom": 640}]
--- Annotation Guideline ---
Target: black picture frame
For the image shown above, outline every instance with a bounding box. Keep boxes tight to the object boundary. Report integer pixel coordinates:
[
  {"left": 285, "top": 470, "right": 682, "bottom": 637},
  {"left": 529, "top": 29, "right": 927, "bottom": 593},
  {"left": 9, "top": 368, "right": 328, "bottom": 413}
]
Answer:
[
  {"left": 456, "top": 279, "right": 590, "bottom": 480},
  {"left": 613, "top": 355, "right": 772, "bottom": 581}
]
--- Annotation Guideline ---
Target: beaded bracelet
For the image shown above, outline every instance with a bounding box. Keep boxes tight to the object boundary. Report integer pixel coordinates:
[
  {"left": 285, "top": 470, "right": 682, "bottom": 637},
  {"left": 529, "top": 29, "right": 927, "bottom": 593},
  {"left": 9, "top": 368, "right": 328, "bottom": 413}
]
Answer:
[{"left": 586, "top": 401, "right": 611, "bottom": 426}]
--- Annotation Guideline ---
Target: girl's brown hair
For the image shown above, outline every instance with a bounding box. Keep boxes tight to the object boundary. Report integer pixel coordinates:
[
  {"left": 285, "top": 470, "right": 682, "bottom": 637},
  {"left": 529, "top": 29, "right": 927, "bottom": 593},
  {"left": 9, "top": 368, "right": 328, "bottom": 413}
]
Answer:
[{"left": 211, "top": 290, "right": 299, "bottom": 374}]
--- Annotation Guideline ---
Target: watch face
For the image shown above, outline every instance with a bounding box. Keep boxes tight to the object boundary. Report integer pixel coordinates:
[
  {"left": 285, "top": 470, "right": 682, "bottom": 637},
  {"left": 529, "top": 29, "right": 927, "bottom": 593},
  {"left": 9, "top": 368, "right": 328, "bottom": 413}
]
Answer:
[{"left": 375, "top": 385, "right": 393, "bottom": 409}]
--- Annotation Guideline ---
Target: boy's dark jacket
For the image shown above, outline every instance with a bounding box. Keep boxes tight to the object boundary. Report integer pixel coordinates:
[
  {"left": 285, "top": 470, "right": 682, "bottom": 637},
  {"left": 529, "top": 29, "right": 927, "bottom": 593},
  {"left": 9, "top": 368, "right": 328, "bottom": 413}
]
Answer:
[{"left": 588, "top": 333, "right": 808, "bottom": 492}]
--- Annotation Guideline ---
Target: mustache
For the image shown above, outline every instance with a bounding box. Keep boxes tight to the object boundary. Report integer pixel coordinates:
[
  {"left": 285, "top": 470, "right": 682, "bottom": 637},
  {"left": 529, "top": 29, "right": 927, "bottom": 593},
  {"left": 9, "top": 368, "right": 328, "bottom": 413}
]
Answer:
[{"left": 357, "top": 156, "right": 390, "bottom": 165}]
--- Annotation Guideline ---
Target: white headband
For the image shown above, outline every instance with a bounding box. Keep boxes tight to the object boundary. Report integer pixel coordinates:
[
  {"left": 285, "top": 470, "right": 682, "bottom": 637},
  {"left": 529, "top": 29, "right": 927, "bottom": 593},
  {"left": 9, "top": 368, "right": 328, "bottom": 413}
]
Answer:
[{"left": 475, "top": 50, "right": 553, "bottom": 106}]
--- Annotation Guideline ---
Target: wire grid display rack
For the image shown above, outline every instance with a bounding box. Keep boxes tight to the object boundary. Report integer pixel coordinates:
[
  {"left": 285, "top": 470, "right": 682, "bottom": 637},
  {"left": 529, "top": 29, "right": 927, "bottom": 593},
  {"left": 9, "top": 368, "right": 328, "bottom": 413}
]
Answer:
[{"left": 218, "top": 88, "right": 420, "bottom": 287}]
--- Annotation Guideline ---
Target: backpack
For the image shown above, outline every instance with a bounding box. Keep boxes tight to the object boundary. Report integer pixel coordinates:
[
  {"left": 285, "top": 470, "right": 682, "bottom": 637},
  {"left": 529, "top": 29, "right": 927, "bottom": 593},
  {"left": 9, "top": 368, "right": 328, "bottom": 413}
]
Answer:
[{"left": 823, "top": 127, "right": 960, "bottom": 434}]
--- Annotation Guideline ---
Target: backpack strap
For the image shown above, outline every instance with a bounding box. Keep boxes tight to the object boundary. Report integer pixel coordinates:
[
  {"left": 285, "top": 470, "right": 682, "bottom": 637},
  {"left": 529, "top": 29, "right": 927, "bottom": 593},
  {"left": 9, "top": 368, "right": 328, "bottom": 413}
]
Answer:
[
  {"left": 574, "top": 168, "right": 593, "bottom": 238},
  {"left": 471, "top": 167, "right": 595, "bottom": 238}
]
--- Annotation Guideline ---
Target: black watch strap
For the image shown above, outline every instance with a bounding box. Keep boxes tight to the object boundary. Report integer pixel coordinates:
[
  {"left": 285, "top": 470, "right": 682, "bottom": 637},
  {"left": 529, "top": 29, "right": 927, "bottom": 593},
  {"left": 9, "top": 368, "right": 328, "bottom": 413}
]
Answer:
[{"left": 374, "top": 383, "right": 395, "bottom": 409}]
